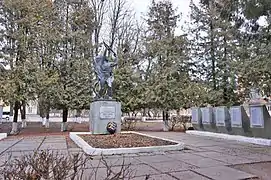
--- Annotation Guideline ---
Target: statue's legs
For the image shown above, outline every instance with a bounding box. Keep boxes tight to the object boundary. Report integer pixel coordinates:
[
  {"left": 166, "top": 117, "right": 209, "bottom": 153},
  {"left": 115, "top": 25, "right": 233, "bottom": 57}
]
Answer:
[
  {"left": 108, "top": 87, "right": 113, "bottom": 98},
  {"left": 94, "top": 81, "right": 101, "bottom": 98},
  {"left": 99, "top": 77, "right": 106, "bottom": 98},
  {"left": 106, "top": 76, "right": 114, "bottom": 99}
]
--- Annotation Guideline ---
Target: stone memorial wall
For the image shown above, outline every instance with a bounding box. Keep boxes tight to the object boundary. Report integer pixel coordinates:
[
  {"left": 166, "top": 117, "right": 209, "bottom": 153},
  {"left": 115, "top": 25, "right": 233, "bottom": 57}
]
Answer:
[
  {"left": 215, "top": 107, "right": 227, "bottom": 126},
  {"left": 201, "top": 107, "right": 217, "bottom": 132},
  {"left": 250, "top": 106, "right": 264, "bottom": 128},
  {"left": 215, "top": 106, "right": 231, "bottom": 134},
  {"left": 201, "top": 107, "right": 213, "bottom": 125},
  {"left": 191, "top": 107, "right": 203, "bottom": 130},
  {"left": 230, "top": 106, "right": 242, "bottom": 128},
  {"left": 229, "top": 106, "right": 251, "bottom": 136},
  {"left": 191, "top": 104, "right": 271, "bottom": 139},
  {"left": 249, "top": 104, "right": 271, "bottom": 138}
]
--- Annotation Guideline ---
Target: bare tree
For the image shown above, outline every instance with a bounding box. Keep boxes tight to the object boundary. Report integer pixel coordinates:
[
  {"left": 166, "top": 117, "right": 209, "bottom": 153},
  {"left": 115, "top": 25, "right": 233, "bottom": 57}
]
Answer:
[
  {"left": 89, "top": 0, "right": 108, "bottom": 56},
  {"left": 107, "top": 0, "right": 141, "bottom": 56}
]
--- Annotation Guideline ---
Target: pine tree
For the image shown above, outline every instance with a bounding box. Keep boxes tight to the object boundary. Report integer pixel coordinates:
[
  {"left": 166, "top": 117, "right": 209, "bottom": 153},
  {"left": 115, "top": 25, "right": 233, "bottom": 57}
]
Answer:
[
  {"left": 0, "top": 0, "right": 53, "bottom": 133},
  {"left": 143, "top": 0, "right": 189, "bottom": 129},
  {"left": 188, "top": 0, "right": 241, "bottom": 106},
  {"left": 50, "top": 0, "right": 94, "bottom": 131}
]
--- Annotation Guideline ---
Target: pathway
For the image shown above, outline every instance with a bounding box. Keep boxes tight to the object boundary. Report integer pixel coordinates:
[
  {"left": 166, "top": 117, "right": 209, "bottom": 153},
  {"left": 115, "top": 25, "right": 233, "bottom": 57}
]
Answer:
[{"left": 0, "top": 132, "right": 270, "bottom": 180}]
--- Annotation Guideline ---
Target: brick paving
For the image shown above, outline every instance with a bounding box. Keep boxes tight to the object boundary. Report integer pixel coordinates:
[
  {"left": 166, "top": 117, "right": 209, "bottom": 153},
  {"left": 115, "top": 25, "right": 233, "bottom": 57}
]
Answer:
[{"left": 0, "top": 132, "right": 271, "bottom": 179}]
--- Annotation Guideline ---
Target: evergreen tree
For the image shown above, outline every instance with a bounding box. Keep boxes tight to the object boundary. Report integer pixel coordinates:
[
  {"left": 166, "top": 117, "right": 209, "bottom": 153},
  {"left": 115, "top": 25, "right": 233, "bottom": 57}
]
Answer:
[
  {"left": 143, "top": 0, "right": 190, "bottom": 128},
  {"left": 188, "top": 0, "right": 241, "bottom": 106},
  {"left": 0, "top": 0, "right": 53, "bottom": 133},
  {"left": 51, "top": 0, "right": 94, "bottom": 130}
]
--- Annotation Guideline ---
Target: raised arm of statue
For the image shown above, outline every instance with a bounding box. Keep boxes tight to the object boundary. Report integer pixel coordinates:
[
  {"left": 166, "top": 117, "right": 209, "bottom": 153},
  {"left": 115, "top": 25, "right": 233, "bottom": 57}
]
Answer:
[{"left": 111, "top": 55, "right": 118, "bottom": 67}]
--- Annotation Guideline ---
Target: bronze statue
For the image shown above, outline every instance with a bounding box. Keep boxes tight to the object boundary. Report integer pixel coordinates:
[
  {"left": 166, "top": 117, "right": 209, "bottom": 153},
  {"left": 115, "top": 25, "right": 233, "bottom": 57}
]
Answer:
[{"left": 93, "top": 42, "right": 118, "bottom": 99}]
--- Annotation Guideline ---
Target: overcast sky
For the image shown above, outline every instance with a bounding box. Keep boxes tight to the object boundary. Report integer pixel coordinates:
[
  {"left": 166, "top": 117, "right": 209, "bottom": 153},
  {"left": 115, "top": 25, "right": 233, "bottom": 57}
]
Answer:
[{"left": 130, "top": 0, "right": 199, "bottom": 35}]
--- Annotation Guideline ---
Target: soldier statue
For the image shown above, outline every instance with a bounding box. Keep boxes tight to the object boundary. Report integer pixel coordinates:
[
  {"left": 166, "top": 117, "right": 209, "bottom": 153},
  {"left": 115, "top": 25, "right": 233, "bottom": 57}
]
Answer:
[{"left": 93, "top": 42, "right": 118, "bottom": 99}]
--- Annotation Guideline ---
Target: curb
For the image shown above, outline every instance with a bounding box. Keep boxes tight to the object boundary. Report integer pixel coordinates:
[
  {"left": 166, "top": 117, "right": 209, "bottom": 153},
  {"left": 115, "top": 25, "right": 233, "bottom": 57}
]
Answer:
[
  {"left": 70, "top": 131, "right": 184, "bottom": 156},
  {"left": 0, "top": 133, "right": 7, "bottom": 141},
  {"left": 186, "top": 130, "right": 271, "bottom": 146}
]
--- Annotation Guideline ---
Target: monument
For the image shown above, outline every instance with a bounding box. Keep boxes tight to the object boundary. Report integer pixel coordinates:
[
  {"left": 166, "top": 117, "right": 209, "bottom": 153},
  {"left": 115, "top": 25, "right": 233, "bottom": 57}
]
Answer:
[
  {"left": 201, "top": 107, "right": 217, "bottom": 132},
  {"left": 191, "top": 107, "right": 203, "bottom": 130},
  {"left": 229, "top": 106, "right": 251, "bottom": 136},
  {"left": 90, "top": 42, "right": 122, "bottom": 134},
  {"left": 248, "top": 88, "right": 271, "bottom": 138},
  {"left": 249, "top": 104, "right": 271, "bottom": 138},
  {"left": 215, "top": 106, "right": 232, "bottom": 134}
]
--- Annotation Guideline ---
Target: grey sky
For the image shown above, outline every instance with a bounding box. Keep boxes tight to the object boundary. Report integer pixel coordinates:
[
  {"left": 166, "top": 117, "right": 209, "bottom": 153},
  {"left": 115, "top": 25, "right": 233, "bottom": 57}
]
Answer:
[{"left": 130, "top": 0, "right": 199, "bottom": 35}]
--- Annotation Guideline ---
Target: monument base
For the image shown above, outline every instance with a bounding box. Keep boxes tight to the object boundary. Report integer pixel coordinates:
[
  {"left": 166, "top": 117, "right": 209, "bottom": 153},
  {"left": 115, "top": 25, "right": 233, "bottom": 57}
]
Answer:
[
  {"left": 231, "top": 127, "right": 253, "bottom": 137},
  {"left": 216, "top": 126, "right": 233, "bottom": 134},
  {"left": 191, "top": 107, "right": 203, "bottom": 131},
  {"left": 230, "top": 106, "right": 252, "bottom": 137},
  {"left": 250, "top": 104, "right": 271, "bottom": 139},
  {"left": 90, "top": 99, "right": 121, "bottom": 135},
  {"left": 251, "top": 128, "right": 271, "bottom": 139},
  {"left": 202, "top": 124, "right": 217, "bottom": 132},
  {"left": 192, "top": 123, "right": 204, "bottom": 131}
]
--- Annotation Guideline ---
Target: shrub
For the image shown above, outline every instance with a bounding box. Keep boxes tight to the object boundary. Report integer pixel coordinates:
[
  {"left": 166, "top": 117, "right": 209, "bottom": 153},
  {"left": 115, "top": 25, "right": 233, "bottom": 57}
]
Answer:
[
  {"left": 0, "top": 150, "right": 140, "bottom": 180},
  {"left": 169, "top": 115, "right": 191, "bottom": 131},
  {"left": 121, "top": 117, "right": 140, "bottom": 131}
]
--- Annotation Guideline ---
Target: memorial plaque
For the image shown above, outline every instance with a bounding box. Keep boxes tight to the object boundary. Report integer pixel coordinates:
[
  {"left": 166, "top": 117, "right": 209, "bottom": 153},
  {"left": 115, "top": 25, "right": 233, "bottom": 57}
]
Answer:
[
  {"left": 192, "top": 108, "right": 201, "bottom": 123},
  {"left": 250, "top": 106, "right": 264, "bottom": 127},
  {"left": 99, "top": 106, "right": 116, "bottom": 119},
  {"left": 215, "top": 107, "right": 226, "bottom": 126},
  {"left": 230, "top": 107, "right": 242, "bottom": 127},
  {"left": 201, "top": 107, "right": 212, "bottom": 124}
]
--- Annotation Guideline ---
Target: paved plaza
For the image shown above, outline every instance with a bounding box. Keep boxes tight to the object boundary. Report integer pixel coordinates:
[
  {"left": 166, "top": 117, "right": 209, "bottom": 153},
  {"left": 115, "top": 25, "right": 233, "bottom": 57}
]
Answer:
[{"left": 0, "top": 132, "right": 271, "bottom": 179}]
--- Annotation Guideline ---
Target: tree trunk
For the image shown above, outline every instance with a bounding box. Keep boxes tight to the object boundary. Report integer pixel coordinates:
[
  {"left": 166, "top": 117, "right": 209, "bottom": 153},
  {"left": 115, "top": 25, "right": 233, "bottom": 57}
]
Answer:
[
  {"left": 39, "top": 98, "right": 46, "bottom": 126},
  {"left": 162, "top": 110, "right": 169, "bottom": 131},
  {"left": 10, "top": 101, "right": 20, "bottom": 134},
  {"left": 45, "top": 111, "right": 50, "bottom": 128},
  {"left": 45, "top": 100, "right": 50, "bottom": 128},
  {"left": 9, "top": 102, "right": 13, "bottom": 122},
  {"left": 210, "top": 2, "right": 216, "bottom": 90},
  {"left": 222, "top": 35, "right": 229, "bottom": 104},
  {"left": 61, "top": 107, "right": 68, "bottom": 132},
  {"left": 13, "top": 101, "right": 20, "bottom": 123},
  {"left": 75, "top": 109, "right": 82, "bottom": 124},
  {"left": 20, "top": 100, "right": 27, "bottom": 128},
  {"left": 166, "top": 111, "right": 169, "bottom": 121},
  {"left": 142, "top": 108, "right": 146, "bottom": 117}
]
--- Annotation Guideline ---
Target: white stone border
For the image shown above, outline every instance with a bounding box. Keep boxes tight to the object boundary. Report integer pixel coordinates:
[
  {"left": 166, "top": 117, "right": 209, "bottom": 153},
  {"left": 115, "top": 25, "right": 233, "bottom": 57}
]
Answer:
[
  {"left": 186, "top": 130, "right": 271, "bottom": 146},
  {"left": 0, "top": 133, "right": 7, "bottom": 141},
  {"left": 70, "top": 131, "right": 184, "bottom": 156}
]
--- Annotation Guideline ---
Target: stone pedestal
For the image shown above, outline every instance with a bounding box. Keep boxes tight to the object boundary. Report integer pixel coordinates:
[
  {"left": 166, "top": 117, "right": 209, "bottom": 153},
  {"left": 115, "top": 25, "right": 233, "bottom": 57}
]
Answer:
[
  {"left": 215, "top": 106, "right": 232, "bottom": 134},
  {"left": 90, "top": 100, "right": 121, "bottom": 134},
  {"left": 249, "top": 104, "right": 271, "bottom": 139},
  {"left": 191, "top": 107, "right": 203, "bottom": 130},
  {"left": 230, "top": 106, "right": 252, "bottom": 136},
  {"left": 201, "top": 107, "right": 217, "bottom": 132}
]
